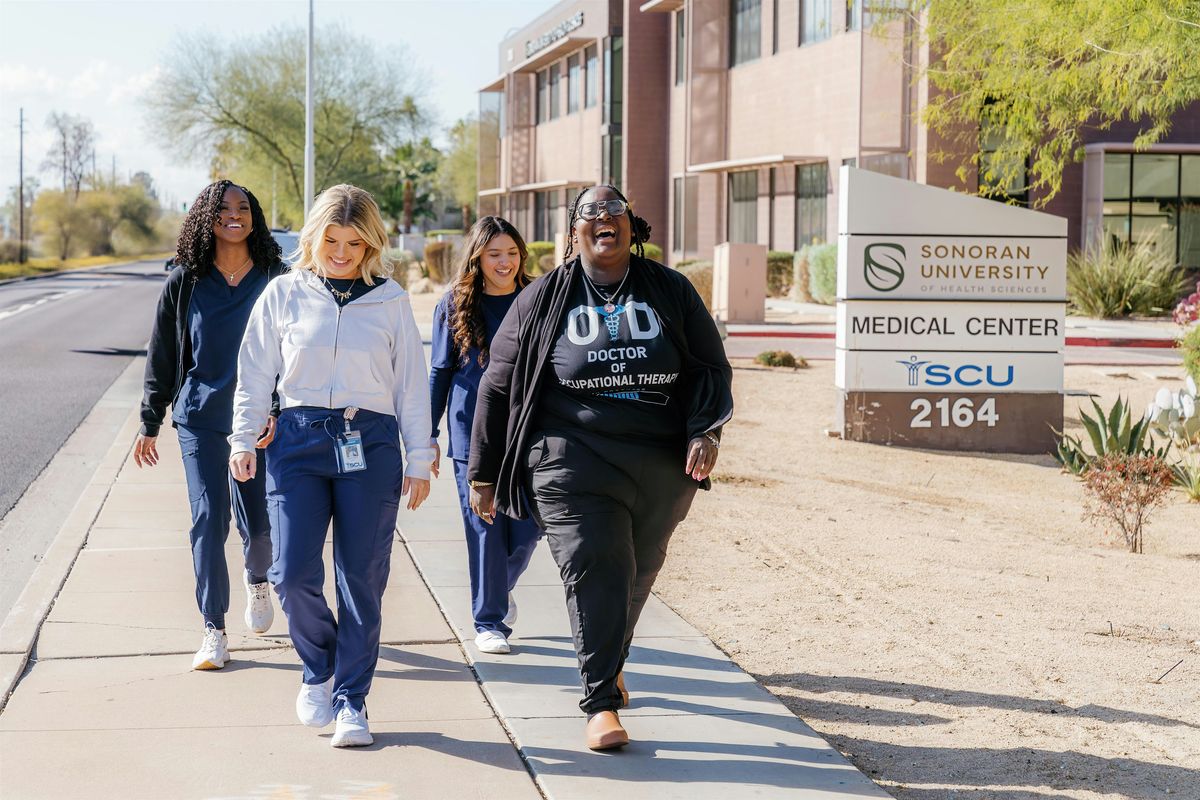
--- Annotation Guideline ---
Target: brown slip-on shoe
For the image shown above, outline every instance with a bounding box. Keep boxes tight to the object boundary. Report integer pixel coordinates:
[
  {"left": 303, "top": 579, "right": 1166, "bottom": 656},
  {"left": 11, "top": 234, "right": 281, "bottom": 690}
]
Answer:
[
  {"left": 616, "top": 672, "right": 629, "bottom": 708},
  {"left": 585, "top": 710, "right": 629, "bottom": 751}
]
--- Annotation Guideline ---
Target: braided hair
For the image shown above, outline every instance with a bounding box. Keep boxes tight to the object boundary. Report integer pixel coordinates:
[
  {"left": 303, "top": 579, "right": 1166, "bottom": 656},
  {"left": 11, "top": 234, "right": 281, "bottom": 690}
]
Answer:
[
  {"left": 175, "top": 179, "right": 281, "bottom": 278},
  {"left": 449, "top": 216, "right": 531, "bottom": 367},
  {"left": 562, "top": 184, "right": 653, "bottom": 263}
]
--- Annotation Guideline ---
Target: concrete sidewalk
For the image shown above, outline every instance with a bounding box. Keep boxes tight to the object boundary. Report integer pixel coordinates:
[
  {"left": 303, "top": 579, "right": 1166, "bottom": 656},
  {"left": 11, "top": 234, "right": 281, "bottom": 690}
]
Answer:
[{"left": 0, "top": 358, "right": 886, "bottom": 799}]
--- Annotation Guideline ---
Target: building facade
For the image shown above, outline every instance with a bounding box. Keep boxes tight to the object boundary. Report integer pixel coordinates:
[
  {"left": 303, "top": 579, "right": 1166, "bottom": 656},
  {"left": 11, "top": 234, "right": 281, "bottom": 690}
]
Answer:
[{"left": 480, "top": 0, "right": 1200, "bottom": 268}]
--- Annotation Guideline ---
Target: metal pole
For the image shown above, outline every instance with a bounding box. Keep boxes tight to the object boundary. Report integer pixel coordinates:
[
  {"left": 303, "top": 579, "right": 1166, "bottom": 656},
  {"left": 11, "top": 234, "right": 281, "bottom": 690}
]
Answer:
[
  {"left": 18, "top": 107, "right": 26, "bottom": 263},
  {"left": 303, "top": 0, "right": 315, "bottom": 219}
]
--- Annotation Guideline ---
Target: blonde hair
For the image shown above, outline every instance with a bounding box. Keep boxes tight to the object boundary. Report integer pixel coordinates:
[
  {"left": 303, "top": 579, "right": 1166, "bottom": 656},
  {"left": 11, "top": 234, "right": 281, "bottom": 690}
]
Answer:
[{"left": 293, "top": 184, "right": 393, "bottom": 285}]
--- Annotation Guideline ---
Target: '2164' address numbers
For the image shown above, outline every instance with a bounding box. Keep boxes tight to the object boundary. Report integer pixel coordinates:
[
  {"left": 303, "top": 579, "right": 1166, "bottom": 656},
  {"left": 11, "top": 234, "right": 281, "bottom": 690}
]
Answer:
[{"left": 909, "top": 397, "right": 999, "bottom": 428}]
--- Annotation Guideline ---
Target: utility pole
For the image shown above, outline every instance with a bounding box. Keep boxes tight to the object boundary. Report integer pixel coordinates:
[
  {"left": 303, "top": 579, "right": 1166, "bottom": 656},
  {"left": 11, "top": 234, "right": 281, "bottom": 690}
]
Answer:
[
  {"left": 303, "top": 0, "right": 314, "bottom": 219},
  {"left": 111, "top": 154, "right": 116, "bottom": 186},
  {"left": 18, "top": 107, "right": 26, "bottom": 263}
]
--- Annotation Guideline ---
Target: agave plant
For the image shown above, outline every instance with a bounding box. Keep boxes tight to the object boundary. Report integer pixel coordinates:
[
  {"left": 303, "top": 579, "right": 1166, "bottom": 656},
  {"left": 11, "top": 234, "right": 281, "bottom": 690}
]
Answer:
[{"left": 1053, "top": 396, "right": 1171, "bottom": 476}]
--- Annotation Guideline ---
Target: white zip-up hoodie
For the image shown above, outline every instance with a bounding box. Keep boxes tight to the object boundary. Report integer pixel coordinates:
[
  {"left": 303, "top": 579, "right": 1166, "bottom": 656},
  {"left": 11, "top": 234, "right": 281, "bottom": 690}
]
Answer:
[{"left": 229, "top": 269, "right": 435, "bottom": 479}]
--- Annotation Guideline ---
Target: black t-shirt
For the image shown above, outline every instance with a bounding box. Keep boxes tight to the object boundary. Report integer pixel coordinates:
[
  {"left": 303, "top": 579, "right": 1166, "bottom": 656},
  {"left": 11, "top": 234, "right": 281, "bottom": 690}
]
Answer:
[{"left": 539, "top": 269, "right": 683, "bottom": 442}]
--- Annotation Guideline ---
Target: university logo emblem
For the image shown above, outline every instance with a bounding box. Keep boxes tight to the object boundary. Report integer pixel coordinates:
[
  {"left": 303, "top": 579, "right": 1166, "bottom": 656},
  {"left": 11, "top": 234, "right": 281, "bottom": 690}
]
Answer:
[{"left": 864, "top": 242, "right": 905, "bottom": 292}]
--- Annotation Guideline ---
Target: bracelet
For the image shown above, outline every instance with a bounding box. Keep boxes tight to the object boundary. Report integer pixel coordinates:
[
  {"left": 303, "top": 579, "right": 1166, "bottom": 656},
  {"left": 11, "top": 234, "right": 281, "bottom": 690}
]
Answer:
[
  {"left": 468, "top": 480, "right": 494, "bottom": 489},
  {"left": 703, "top": 432, "right": 720, "bottom": 449}
]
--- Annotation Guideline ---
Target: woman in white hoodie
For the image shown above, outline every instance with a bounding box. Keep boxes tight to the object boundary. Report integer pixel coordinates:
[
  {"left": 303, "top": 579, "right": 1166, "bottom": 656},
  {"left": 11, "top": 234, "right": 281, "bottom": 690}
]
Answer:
[{"left": 229, "top": 184, "right": 433, "bottom": 748}]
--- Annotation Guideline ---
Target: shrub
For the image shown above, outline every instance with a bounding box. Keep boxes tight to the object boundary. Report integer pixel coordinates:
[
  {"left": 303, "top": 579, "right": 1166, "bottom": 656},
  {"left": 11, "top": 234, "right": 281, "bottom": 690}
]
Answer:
[
  {"left": 791, "top": 247, "right": 814, "bottom": 302},
  {"left": 1082, "top": 453, "right": 1174, "bottom": 553},
  {"left": 1174, "top": 279, "right": 1199, "bottom": 325},
  {"left": 0, "top": 239, "right": 23, "bottom": 263},
  {"left": 1066, "top": 240, "right": 1189, "bottom": 318},
  {"left": 423, "top": 241, "right": 453, "bottom": 284},
  {"left": 679, "top": 261, "right": 713, "bottom": 311},
  {"left": 807, "top": 243, "right": 838, "bottom": 304},
  {"left": 638, "top": 243, "right": 664, "bottom": 262},
  {"left": 425, "top": 229, "right": 463, "bottom": 237},
  {"left": 1179, "top": 323, "right": 1200, "bottom": 384},
  {"left": 1146, "top": 377, "right": 1200, "bottom": 501},
  {"left": 675, "top": 258, "right": 702, "bottom": 269},
  {"left": 767, "top": 251, "right": 795, "bottom": 298},
  {"left": 755, "top": 350, "right": 807, "bottom": 368},
  {"left": 525, "top": 241, "right": 555, "bottom": 275}
]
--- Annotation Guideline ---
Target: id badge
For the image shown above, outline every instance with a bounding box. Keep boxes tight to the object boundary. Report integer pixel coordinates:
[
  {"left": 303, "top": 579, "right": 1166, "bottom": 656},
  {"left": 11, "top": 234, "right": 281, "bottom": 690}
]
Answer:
[{"left": 337, "top": 431, "right": 367, "bottom": 473}]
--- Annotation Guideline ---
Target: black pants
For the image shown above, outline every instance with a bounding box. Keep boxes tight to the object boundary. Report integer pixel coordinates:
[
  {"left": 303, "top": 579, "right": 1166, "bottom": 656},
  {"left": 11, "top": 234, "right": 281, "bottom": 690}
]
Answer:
[{"left": 525, "top": 428, "right": 698, "bottom": 714}]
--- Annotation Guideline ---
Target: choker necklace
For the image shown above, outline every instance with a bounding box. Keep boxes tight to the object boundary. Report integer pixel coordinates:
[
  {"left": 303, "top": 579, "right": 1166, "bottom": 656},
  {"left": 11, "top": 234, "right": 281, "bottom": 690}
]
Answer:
[
  {"left": 580, "top": 265, "right": 630, "bottom": 341},
  {"left": 324, "top": 276, "right": 357, "bottom": 303}
]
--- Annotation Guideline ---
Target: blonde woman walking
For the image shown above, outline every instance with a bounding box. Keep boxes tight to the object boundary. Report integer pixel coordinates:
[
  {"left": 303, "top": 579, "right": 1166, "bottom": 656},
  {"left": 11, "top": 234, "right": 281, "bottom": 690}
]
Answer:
[{"left": 229, "top": 184, "right": 434, "bottom": 747}]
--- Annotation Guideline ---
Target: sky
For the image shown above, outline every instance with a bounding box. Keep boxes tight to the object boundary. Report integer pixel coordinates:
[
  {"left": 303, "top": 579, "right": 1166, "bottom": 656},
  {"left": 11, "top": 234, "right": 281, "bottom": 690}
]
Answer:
[{"left": 0, "top": 0, "right": 558, "bottom": 212}]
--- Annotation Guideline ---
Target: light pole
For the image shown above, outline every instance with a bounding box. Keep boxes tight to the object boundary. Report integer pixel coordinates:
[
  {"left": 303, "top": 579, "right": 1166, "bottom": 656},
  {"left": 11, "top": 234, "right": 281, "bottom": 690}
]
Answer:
[
  {"left": 18, "top": 107, "right": 26, "bottom": 264},
  {"left": 303, "top": 0, "right": 314, "bottom": 219}
]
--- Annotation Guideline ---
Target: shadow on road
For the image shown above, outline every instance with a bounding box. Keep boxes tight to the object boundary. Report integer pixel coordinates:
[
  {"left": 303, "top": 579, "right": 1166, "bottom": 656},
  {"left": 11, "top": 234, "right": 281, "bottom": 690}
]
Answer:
[{"left": 70, "top": 348, "right": 148, "bottom": 357}]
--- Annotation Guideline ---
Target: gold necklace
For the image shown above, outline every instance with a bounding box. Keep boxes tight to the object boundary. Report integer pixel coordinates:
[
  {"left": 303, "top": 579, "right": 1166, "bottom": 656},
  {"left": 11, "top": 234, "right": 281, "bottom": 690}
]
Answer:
[
  {"left": 324, "top": 276, "right": 357, "bottom": 302},
  {"left": 215, "top": 256, "right": 252, "bottom": 284}
]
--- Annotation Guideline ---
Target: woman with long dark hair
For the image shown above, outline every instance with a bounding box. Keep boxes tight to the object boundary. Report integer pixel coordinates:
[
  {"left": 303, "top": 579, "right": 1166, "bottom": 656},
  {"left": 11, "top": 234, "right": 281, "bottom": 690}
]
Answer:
[
  {"left": 468, "top": 185, "right": 733, "bottom": 750},
  {"left": 135, "top": 180, "right": 286, "bottom": 670},
  {"left": 429, "top": 216, "right": 541, "bottom": 656}
]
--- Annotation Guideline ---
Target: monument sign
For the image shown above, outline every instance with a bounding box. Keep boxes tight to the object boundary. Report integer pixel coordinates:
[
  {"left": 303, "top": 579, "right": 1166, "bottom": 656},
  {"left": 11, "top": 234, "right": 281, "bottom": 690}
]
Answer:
[{"left": 835, "top": 167, "right": 1067, "bottom": 453}]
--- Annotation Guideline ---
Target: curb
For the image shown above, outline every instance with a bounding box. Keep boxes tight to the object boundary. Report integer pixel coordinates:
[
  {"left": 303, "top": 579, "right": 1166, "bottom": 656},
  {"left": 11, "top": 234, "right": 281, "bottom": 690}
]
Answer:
[
  {"left": 0, "top": 257, "right": 165, "bottom": 288},
  {"left": 0, "top": 370, "right": 143, "bottom": 710},
  {"left": 726, "top": 329, "right": 1179, "bottom": 349}
]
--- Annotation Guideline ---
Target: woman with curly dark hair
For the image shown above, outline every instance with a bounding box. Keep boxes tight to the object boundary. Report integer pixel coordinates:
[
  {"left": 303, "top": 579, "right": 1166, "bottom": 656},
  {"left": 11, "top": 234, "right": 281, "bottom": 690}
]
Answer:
[
  {"left": 134, "top": 180, "right": 287, "bottom": 671},
  {"left": 429, "top": 216, "right": 541, "bottom": 655},
  {"left": 468, "top": 184, "right": 733, "bottom": 750}
]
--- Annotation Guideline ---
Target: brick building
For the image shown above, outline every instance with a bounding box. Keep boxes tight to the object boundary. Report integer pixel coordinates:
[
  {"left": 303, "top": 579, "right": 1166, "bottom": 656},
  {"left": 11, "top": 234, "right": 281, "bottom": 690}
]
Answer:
[{"left": 478, "top": 0, "right": 1200, "bottom": 268}]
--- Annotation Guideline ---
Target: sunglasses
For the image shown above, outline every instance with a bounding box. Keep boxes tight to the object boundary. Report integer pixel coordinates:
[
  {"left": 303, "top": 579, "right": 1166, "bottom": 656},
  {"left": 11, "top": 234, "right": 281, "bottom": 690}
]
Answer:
[{"left": 577, "top": 199, "right": 628, "bottom": 220}]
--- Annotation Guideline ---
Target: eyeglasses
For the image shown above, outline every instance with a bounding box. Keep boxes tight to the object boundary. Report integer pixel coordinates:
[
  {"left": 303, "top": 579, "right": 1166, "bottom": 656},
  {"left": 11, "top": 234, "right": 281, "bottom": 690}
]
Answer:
[{"left": 577, "top": 199, "right": 628, "bottom": 220}]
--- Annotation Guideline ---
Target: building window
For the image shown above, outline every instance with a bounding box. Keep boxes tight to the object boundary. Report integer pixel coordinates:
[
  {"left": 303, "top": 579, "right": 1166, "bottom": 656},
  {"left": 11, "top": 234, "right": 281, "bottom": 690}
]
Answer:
[
  {"left": 603, "top": 36, "right": 624, "bottom": 126},
  {"left": 728, "top": 171, "right": 758, "bottom": 244},
  {"left": 979, "top": 110, "right": 1029, "bottom": 206},
  {"left": 795, "top": 162, "right": 828, "bottom": 246},
  {"left": 1102, "top": 152, "right": 1199, "bottom": 268},
  {"left": 536, "top": 69, "right": 549, "bottom": 124},
  {"left": 585, "top": 45, "right": 599, "bottom": 108},
  {"left": 534, "top": 190, "right": 563, "bottom": 243},
  {"left": 847, "top": 0, "right": 859, "bottom": 30},
  {"left": 567, "top": 54, "right": 580, "bottom": 114},
  {"left": 772, "top": 0, "right": 779, "bottom": 54},
  {"left": 602, "top": 134, "right": 623, "bottom": 187},
  {"left": 801, "top": 0, "right": 832, "bottom": 45},
  {"left": 675, "top": 10, "right": 686, "bottom": 86},
  {"left": 730, "top": 0, "right": 761, "bottom": 67},
  {"left": 549, "top": 63, "right": 560, "bottom": 120},
  {"left": 673, "top": 175, "right": 700, "bottom": 256},
  {"left": 673, "top": 178, "right": 684, "bottom": 253},
  {"left": 768, "top": 168, "right": 776, "bottom": 250}
]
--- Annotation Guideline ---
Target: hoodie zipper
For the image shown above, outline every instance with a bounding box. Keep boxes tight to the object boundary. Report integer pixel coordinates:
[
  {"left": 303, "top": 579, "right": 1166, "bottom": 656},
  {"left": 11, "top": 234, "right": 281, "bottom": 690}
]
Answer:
[{"left": 329, "top": 304, "right": 343, "bottom": 407}]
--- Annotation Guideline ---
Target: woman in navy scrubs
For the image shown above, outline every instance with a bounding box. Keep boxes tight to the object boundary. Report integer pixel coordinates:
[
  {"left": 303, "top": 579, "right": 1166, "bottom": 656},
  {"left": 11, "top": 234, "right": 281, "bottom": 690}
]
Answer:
[
  {"left": 429, "top": 217, "right": 541, "bottom": 656},
  {"left": 135, "top": 180, "right": 286, "bottom": 671}
]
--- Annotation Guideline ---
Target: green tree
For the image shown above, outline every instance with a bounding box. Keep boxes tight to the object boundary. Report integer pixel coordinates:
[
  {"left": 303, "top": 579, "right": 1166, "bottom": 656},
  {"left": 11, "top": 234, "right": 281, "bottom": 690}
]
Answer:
[
  {"left": 34, "top": 190, "right": 86, "bottom": 260},
  {"left": 144, "top": 25, "right": 429, "bottom": 218},
  {"left": 443, "top": 115, "right": 478, "bottom": 228},
  {"left": 381, "top": 138, "right": 442, "bottom": 233},
  {"left": 891, "top": 0, "right": 1200, "bottom": 205}
]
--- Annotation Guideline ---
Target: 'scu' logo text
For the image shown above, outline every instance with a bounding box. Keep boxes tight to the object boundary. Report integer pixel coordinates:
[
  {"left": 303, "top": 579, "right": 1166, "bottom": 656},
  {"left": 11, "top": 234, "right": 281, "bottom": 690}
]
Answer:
[
  {"left": 896, "top": 355, "right": 1014, "bottom": 388},
  {"left": 864, "top": 242, "right": 905, "bottom": 292}
]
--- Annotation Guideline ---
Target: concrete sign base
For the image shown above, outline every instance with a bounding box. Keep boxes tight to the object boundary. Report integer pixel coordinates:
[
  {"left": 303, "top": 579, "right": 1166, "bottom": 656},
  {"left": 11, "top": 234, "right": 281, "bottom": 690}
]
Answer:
[{"left": 837, "top": 390, "right": 1063, "bottom": 454}]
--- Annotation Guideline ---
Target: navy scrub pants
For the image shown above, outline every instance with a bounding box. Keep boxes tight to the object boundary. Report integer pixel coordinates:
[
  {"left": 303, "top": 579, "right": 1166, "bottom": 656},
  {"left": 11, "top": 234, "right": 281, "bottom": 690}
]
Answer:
[
  {"left": 451, "top": 459, "right": 540, "bottom": 636},
  {"left": 265, "top": 407, "right": 403, "bottom": 712},
  {"left": 523, "top": 428, "right": 698, "bottom": 715},
  {"left": 176, "top": 424, "right": 272, "bottom": 631}
]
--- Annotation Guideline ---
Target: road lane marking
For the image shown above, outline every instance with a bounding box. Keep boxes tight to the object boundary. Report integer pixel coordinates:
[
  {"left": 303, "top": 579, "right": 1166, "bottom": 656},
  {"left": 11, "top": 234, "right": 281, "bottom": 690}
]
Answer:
[{"left": 0, "top": 291, "right": 77, "bottom": 323}]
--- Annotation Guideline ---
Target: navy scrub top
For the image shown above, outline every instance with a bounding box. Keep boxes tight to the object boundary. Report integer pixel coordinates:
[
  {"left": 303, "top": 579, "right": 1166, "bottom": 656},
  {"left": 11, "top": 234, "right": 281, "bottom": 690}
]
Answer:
[
  {"left": 429, "top": 291, "right": 518, "bottom": 462},
  {"left": 172, "top": 266, "right": 268, "bottom": 434}
]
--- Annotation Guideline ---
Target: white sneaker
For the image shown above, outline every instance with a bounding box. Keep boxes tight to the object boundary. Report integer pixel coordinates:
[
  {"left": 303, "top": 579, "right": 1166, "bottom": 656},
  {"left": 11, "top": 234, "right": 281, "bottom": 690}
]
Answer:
[
  {"left": 475, "top": 630, "right": 511, "bottom": 655},
  {"left": 503, "top": 592, "right": 518, "bottom": 628},
  {"left": 296, "top": 678, "right": 335, "bottom": 728},
  {"left": 191, "top": 623, "right": 229, "bottom": 670},
  {"left": 331, "top": 702, "right": 373, "bottom": 747},
  {"left": 243, "top": 573, "right": 274, "bottom": 634}
]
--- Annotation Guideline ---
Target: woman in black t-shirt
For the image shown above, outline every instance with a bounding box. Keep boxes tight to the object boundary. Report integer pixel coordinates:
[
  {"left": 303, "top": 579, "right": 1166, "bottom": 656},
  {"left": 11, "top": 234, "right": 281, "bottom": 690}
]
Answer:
[{"left": 468, "top": 185, "right": 733, "bottom": 751}]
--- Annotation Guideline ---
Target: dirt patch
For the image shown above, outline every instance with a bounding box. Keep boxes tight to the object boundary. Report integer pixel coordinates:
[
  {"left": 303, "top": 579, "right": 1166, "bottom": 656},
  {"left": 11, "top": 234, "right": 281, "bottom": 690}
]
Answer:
[{"left": 656, "top": 361, "right": 1200, "bottom": 799}]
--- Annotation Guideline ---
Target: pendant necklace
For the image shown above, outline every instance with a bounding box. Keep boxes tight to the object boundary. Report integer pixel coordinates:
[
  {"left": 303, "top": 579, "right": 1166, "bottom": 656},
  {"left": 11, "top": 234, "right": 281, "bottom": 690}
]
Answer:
[
  {"left": 215, "top": 256, "right": 252, "bottom": 284},
  {"left": 324, "top": 276, "right": 357, "bottom": 303},
  {"left": 581, "top": 265, "right": 630, "bottom": 341}
]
